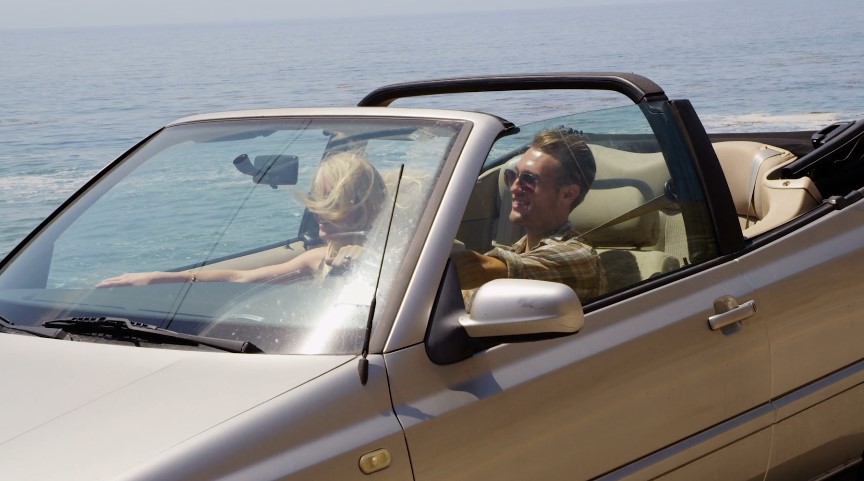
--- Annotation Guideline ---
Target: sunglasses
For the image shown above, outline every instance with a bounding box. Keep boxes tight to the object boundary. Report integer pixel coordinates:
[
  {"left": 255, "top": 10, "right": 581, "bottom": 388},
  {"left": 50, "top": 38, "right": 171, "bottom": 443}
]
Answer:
[{"left": 504, "top": 169, "right": 542, "bottom": 191}]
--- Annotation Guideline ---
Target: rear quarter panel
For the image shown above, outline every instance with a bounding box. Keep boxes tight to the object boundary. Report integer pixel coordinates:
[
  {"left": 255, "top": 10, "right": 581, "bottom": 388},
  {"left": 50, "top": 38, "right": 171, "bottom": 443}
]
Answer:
[{"left": 735, "top": 201, "right": 864, "bottom": 479}]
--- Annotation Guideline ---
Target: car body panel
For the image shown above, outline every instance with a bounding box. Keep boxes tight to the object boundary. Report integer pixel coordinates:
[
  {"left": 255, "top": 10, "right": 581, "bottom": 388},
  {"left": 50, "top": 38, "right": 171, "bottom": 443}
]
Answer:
[
  {"left": 0, "top": 334, "right": 363, "bottom": 480},
  {"left": 387, "top": 259, "right": 771, "bottom": 480},
  {"left": 767, "top": 379, "right": 864, "bottom": 481},
  {"left": 116, "top": 356, "right": 413, "bottom": 481},
  {"left": 653, "top": 426, "right": 772, "bottom": 481},
  {"left": 734, "top": 201, "right": 864, "bottom": 477},
  {"left": 738, "top": 203, "right": 864, "bottom": 399}
]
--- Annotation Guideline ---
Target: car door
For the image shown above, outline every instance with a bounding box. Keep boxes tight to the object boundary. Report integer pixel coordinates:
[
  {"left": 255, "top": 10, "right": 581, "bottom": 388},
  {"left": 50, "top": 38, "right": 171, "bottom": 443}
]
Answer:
[{"left": 383, "top": 99, "right": 773, "bottom": 480}]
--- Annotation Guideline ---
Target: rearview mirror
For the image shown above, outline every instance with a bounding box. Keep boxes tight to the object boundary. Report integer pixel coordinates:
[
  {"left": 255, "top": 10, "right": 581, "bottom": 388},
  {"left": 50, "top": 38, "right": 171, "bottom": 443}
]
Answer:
[{"left": 233, "top": 154, "right": 299, "bottom": 188}]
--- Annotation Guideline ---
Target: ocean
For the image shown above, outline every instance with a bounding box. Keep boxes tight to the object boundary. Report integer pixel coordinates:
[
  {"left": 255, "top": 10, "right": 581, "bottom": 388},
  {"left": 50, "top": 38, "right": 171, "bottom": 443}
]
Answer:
[{"left": 2, "top": 0, "right": 863, "bottom": 257}]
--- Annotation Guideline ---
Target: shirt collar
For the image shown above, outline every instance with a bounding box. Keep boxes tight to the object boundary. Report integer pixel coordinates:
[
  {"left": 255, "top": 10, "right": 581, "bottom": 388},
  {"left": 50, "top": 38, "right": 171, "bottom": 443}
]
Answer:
[{"left": 511, "top": 222, "right": 575, "bottom": 252}]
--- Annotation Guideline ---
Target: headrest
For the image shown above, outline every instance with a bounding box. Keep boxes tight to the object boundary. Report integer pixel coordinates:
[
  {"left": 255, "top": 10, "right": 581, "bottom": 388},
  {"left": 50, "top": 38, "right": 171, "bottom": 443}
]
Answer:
[
  {"left": 573, "top": 145, "right": 668, "bottom": 248},
  {"left": 570, "top": 181, "right": 659, "bottom": 247}
]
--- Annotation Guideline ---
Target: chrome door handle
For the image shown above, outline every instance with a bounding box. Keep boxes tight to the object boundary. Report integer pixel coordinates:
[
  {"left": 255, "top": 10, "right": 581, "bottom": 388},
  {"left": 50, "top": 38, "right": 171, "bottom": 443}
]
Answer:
[{"left": 708, "top": 298, "right": 757, "bottom": 331}]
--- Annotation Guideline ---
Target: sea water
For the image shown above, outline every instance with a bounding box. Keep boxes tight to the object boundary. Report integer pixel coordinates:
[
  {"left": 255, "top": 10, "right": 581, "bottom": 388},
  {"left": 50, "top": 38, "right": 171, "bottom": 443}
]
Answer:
[{"left": 1, "top": 0, "right": 863, "bottom": 256}]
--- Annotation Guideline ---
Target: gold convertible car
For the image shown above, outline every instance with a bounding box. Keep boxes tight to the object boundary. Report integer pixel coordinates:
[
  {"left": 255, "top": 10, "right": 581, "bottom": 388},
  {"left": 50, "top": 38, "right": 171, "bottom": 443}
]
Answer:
[{"left": 1, "top": 73, "right": 863, "bottom": 480}]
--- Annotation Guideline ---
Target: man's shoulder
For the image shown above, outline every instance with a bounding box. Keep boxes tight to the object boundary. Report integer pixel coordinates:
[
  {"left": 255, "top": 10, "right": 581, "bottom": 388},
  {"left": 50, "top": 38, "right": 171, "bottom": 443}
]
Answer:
[{"left": 546, "top": 222, "right": 586, "bottom": 244}]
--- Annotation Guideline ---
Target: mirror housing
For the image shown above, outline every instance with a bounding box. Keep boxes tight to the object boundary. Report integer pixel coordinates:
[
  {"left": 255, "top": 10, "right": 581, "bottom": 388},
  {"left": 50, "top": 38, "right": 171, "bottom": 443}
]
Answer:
[
  {"left": 426, "top": 263, "right": 585, "bottom": 365},
  {"left": 459, "top": 278, "right": 584, "bottom": 338}
]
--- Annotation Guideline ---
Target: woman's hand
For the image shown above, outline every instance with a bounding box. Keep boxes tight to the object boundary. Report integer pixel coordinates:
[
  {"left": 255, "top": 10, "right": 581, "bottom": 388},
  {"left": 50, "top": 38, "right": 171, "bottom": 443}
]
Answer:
[{"left": 326, "top": 244, "right": 364, "bottom": 274}]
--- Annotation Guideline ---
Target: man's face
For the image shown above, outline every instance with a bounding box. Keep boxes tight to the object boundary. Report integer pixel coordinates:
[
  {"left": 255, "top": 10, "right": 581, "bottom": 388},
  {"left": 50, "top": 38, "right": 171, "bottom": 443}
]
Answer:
[{"left": 508, "top": 147, "right": 580, "bottom": 235}]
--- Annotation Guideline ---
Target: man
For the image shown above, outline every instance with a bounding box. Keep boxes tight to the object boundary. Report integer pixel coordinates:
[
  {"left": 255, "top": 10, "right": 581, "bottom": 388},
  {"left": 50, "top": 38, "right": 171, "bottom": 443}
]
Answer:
[{"left": 453, "top": 128, "right": 607, "bottom": 305}]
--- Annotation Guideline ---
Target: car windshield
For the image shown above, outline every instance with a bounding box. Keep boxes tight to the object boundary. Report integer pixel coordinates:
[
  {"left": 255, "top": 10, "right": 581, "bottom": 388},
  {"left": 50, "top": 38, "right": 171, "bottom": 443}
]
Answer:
[{"left": 0, "top": 116, "right": 466, "bottom": 354}]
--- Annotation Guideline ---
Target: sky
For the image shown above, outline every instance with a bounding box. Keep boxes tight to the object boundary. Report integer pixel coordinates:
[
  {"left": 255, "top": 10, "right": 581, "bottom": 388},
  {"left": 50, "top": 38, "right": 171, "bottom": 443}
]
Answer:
[{"left": 0, "top": 0, "right": 677, "bottom": 29}]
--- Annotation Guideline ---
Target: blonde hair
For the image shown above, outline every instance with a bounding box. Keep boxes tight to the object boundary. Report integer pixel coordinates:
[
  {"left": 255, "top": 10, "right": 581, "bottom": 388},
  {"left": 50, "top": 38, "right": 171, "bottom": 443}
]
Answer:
[{"left": 302, "top": 151, "right": 387, "bottom": 233}]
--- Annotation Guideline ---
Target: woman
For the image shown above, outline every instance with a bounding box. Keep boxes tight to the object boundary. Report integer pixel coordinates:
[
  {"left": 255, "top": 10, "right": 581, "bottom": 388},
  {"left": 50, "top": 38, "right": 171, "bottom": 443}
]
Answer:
[{"left": 97, "top": 151, "right": 387, "bottom": 287}]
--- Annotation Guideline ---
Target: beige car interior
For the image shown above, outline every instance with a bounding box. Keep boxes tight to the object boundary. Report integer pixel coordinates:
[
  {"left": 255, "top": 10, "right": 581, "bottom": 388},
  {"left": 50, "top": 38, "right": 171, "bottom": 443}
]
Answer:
[
  {"left": 713, "top": 141, "right": 821, "bottom": 237},
  {"left": 457, "top": 140, "right": 822, "bottom": 296},
  {"left": 203, "top": 141, "right": 823, "bottom": 292}
]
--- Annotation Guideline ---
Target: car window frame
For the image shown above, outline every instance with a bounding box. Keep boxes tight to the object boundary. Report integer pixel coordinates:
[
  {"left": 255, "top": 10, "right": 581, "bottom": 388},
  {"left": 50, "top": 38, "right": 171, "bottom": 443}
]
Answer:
[{"left": 459, "top": 100, "right": 742, "bottom": 307}]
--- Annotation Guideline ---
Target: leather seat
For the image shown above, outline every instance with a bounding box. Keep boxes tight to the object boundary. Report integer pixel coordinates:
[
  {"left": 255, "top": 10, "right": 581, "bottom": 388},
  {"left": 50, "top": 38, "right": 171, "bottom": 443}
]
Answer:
[{"left": 713, "top": 141, "right": 821, "bottom": 237}]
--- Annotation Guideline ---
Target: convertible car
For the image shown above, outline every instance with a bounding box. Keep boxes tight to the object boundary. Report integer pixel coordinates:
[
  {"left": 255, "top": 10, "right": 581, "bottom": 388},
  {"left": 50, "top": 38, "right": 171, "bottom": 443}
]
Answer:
[{"left": 2, "top": 73, "right": 864, "bottom": 481}]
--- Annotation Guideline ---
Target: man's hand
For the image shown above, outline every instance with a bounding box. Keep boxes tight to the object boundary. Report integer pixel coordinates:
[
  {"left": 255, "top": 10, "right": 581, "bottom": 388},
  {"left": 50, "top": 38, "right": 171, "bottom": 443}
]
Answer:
[{"left": 450, "top": 250, "right": 508, "bottom": 289}]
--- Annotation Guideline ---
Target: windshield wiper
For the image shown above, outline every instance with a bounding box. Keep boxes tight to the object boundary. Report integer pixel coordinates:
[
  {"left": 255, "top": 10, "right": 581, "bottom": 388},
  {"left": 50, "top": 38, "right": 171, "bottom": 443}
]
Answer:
[
  {"left": 42, "top": 317, "right": 263, "bottom": 354},
  {"left": 0, "top": 315, "right": 68, "bottom": 339}
]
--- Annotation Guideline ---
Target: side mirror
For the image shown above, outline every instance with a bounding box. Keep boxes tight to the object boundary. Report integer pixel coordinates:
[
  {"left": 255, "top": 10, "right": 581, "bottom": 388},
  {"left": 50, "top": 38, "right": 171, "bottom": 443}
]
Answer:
[
  {"left": 459, "top": 278, "right": 584, "bottom": 338},
  {"left": 426, "top": 264, "right": 585, "bottom": 365}
]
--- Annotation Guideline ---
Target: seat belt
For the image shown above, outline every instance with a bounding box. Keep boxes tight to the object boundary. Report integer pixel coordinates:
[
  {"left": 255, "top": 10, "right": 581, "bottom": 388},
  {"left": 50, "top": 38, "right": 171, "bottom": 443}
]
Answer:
[{"left": 582, "top": 194, "right": 676, "bottom": 239}]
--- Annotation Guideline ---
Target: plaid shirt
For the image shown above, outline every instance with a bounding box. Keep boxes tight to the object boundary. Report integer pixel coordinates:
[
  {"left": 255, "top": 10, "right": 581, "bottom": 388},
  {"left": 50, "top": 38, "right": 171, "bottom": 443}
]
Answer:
[{"left": 486, "top": 222, "right": 607, "bottom": 302}]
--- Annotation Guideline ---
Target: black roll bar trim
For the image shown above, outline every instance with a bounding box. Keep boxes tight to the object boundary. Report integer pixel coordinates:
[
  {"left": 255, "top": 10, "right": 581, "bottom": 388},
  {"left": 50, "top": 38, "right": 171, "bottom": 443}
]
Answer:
[{"left": 358, "top": 72, "right": 668, "bottom": 107}]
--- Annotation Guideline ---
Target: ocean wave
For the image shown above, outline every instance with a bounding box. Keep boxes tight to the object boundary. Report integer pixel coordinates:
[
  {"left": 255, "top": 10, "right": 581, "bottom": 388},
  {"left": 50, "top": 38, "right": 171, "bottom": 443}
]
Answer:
[
  {"left": 700, "top": 112, "right": 855, "bottom": 132},
  {"left": 0, "top": 118, "right": 57, "bottom": 127},
  {"left": 0, "top": 174, "right": 84, "bottom": 200}
]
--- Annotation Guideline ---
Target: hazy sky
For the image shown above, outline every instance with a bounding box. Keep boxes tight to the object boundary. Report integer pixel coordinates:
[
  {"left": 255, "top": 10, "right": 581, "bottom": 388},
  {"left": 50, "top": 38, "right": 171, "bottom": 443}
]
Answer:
[{"left": 0, "top": 0, "right": 677, "bottom": 29}]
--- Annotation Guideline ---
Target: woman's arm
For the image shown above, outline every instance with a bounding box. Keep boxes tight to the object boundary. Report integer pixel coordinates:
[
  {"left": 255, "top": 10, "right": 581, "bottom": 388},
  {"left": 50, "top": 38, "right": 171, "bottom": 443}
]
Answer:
[
  {"left": 227, "top": 247, "right": 326, "bottom": 283},
  {"left": 96, "top": 247, "right": 327, "bottom": 287}
]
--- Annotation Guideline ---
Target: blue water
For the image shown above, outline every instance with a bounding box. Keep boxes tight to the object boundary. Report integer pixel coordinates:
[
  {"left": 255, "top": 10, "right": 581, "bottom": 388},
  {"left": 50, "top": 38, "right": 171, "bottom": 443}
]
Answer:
[{"left": 2, "top": 0, "right": 863, "bottom": 256}]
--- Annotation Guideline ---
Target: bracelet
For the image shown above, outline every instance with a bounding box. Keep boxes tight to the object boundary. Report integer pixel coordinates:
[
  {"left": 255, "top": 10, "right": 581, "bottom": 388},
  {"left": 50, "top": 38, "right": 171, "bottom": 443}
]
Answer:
[{"left": 188, "top": 271, "right": 197, "bottom": 283}]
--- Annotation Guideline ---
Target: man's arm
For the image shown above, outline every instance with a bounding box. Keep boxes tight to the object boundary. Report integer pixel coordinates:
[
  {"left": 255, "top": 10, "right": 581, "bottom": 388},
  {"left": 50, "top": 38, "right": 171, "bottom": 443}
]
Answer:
[{"left": 450, "top": 250, "right": 508, "bottom": 289}]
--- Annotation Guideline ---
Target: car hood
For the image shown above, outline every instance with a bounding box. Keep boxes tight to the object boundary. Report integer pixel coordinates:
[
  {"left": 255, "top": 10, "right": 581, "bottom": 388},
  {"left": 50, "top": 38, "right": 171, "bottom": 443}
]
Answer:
[{"left": 0, "top": 333, "right": 354, "bottom": 481}]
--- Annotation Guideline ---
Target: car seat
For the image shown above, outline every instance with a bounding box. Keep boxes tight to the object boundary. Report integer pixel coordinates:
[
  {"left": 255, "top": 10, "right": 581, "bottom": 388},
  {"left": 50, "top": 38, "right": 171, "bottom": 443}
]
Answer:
[{"left": 713, "top": 141, "right": 821, "bottom": 237}]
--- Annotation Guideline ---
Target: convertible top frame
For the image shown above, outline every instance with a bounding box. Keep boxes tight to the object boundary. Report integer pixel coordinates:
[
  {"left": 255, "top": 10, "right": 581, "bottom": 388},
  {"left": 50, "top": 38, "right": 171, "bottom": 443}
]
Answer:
[{"left": 358, "top": 72, "right": 669, "bottom": 107}]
